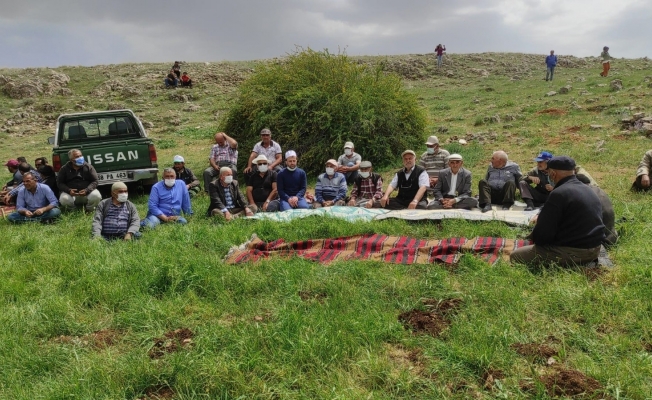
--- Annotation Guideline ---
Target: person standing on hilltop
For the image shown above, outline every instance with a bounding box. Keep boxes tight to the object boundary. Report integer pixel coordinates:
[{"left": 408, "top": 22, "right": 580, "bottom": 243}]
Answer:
[
  {"left": 435, "top": 44, "right": 446, "bottom": 68},
  {"left": 600, "top": 46, "right": 612, "bottom": 77},
  {"left": 545, "top": 50, "right": 558, "bottom": 81}
]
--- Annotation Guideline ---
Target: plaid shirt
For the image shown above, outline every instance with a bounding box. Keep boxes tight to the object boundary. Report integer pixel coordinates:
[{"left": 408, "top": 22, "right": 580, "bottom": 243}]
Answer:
[
  {"left": 9, "top": 170, "right": 43, "bottom": 197},
  {"left": 350, "top": 174, "right": 383, "bottom": 201},
  {"left": 209, "top": 143, "right": 238, "bottom": 164},
  {"left": 101, "top": 203, "right": 130, "bottom": 235}
]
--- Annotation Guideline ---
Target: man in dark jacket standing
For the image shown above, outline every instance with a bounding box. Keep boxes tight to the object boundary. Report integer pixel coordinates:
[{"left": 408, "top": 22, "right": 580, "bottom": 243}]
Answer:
[
  {"left": 510, "top": 156, "right": 604, "bottom": 266},
  {"left": 57, "top": 149, "right": 101, "bottom": 212},
  {"left": 207, "top": 167, "right": 255, "bottom": 221},
  {"left": 545, "top": 50, "right": 558, "bottom": 81}
]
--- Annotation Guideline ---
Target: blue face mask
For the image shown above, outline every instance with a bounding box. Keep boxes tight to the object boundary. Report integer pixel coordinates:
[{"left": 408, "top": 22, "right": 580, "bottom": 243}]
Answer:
[{"left": 74, "top": 156, "right": 84, "bottom": 166}]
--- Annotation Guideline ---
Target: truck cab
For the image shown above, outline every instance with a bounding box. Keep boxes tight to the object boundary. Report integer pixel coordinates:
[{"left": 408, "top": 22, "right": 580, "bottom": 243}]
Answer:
[{"left": 49, "top": 110, "right": 158, "bottom": 188}]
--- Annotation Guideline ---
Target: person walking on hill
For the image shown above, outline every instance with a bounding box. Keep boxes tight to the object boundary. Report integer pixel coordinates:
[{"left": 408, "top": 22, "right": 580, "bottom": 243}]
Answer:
[
  {"left": 435, "top": 44, "right": 446, "bottom": 68},
  {"left": 545, "top": 50, "right": 558, "bottom": 81},
  {"left": 600, "top": 46, "right": 612, "bottom": 77}
]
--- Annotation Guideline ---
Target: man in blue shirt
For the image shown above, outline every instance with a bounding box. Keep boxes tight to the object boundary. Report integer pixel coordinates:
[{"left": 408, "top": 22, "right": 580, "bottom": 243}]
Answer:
[
  {"left": 7, "top": 172, "right": 61, "bottom": 223},
  {"left": 277, "top": 150, "right": 310, "bottom": 211},
  {"left": 141, "top": 168, "right": 193, "bottom": 229},
  {"left": 314, "top": 159, "right": 347, "bottom": 208},
  {"left": 545, "top": 50, "right": 558, "bottom": 81}
]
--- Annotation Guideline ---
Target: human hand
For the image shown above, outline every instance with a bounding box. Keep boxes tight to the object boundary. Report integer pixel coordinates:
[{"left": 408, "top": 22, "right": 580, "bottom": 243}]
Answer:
[
  {"left": 289, "top": 197, "right": 299, "bottom": 207},
  {"left": 429, "top": 177, "right": 438, "bottom": 187},
  {"left": 243, "top": 166, "right": 252, "bottom": 174},
  {"left": 642, "top": 175, "right": 650, "bottom": 188},
  {"left": 530, "top": 214, "right": 539, "bottom": 225},
  {"left": 78, "top": 189, "right": 87, "bottom": 196},
  {"left": 530, "top": 177, "right": 540, "bottom": 185},
  {"left": 347, "top": 199, "right": 356, "bottom": 206},
  {"left": 365, "top": 200, "right": 373, "bottom": 209},
  {"left": 407, "top": 200, "right": 418, "bottom": 210},
  {"left": 324, "top": 200, "right": 334, "bottom": 207},
  {"left": 69, "top": 189, "right": 78, "bottom": 196},
  {"left": 442, "top": 199, "right": 454, "bottom": 209},
  {"left": 245, "top": 208, "right": 254, "bottom": 217},
  {"left": 24, "top": 210, "right": 33, "bottom": 218},
  {"left": 33, "top": 208, "right": 44, "bottom": 216},
  {"left": 168, "top": 216, "right": 179, "bottom": 222},
  {"left": 545, "top": 184, "right": 554, "bottom": 192},
  {"left": 262, "top": 201, "right": 269, "bottom": 211},
  {"left": 380, "top": 196, "right": 388, "bottom": 207},
  {"left": 124, "top": 233, "right": 132, "bottom": 241}
]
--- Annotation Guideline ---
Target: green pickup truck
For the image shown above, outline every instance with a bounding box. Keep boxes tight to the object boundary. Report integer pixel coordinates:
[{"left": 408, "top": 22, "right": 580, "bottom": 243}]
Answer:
[{"left": 49, "top": 110, "right": 159, "bottom": 188}]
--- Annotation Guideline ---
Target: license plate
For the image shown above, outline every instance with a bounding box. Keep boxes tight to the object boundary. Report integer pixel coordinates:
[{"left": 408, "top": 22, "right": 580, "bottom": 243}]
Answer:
[{"left": 98, "top": 171, "right": 129, "bottom": 181}]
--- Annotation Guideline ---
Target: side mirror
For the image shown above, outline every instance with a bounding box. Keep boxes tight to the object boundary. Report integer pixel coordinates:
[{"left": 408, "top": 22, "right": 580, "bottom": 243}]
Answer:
[{"left": 47, "top": 136, "right": 55, "bottom": 145}]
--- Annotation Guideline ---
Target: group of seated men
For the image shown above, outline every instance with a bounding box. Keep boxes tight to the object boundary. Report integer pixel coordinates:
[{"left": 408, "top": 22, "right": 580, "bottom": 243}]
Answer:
[{"left": 4, "top": 129, "right": 650, "bottom": 267}]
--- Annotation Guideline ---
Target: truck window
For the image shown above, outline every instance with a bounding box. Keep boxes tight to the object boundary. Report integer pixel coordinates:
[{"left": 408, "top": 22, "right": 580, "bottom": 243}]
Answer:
[{"left": 61, "top": 116, "right": 140, "bottom": 143}]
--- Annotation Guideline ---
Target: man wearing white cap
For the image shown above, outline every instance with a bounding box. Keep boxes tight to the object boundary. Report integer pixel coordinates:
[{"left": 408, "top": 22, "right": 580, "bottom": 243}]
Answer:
[
  {"left": 314, "top": 159, "right": 347, "bottom": 208},
  {"left": 380, "top": 150, "right": 429, "bottom": 210},
  {"left": 427, "top": 154, "right": 478, "bottom": 210},
  {"left": 172, "top": 155, "right": 201, "bottom": 197},
  {"left": 91, "top": 181, "right": 141, "bottom": 240},
  {"left": 243, "top": 128, "right": 283, "bottom": 176},
  {"left": 246, "top": 155, "right": 280, "bottom": 212},
  {"left": 277, "top": 150, "right": 309, "bottom": 211},
  {"left": 419, "top": 135, "right": 450, "bottom": 196},
  {"left": 336, "top": 141, "right": 361, "bottom": 185}
]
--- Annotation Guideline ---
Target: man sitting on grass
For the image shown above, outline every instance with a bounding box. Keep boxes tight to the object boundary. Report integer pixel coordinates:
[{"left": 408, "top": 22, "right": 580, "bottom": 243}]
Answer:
[
  {"left": 347, "top": 161, "right": 383, "bottom": 208},
  {"left": 207, "top": 167, "right": 255, "bottom": 221},
  {"left": 632, "top": 149, "right": 652, "bottom": 191},
  {"left": 246, "top": 155, "right": 280, "bottom": 212},
  {"left": 172, "top": 155, "right": 201, "bottom": 197},
  {"left": 141, "top": 168, "right": 193, "bottom": 229},
  {"left": 427, "top": 153, "right": 478, "bottom": 210},
  {"left": 380, "top": 150, "right": 429, "bottom": 210},
  {"left": 478, "top": 150, "right": 522, "bottom": 212},
  {"left": 7, "top": 172, "right": 61, "bottom": 224},
  {"left": 92, "top": 182, "right": 141, "bottom": 241},
  {"left": 313, "top": 159, "right": 347, "bottom": 208},
  {"left": 510, "top": 156, "right": 604, "bottom": 267},
  {"left": 519, "top": 151, "right": 554, "bottom": 211},
  {"left": 277, "top": 151, "right": 310, "bottom": 211}
]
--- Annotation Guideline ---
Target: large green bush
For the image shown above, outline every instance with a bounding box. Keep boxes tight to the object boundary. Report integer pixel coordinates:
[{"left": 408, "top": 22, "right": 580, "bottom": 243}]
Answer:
[{"left": 221, "top": 49, "right": 428, "bottom": 175}]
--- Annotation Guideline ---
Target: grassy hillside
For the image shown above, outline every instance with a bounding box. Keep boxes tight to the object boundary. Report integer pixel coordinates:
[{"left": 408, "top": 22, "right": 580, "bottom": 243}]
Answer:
[{"left": 1, "top": 53, "right": 652, "bottom": 399}]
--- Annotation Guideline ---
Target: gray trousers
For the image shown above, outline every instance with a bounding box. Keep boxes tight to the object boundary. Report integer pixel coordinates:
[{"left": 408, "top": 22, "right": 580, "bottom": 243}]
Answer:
[
  {"left": 427, "top": 197, "right": 478, "bottom": 210},
  {"left": 478, "top": 179, "right": 516, "bottom": 207},
  {"left": 510, "top": 244, "right": 601, "bottom": 267},
  {"left": 518, "top": 182, "right": 549, "bottom": 204},
  {"left": 351, "top": 198, "right": 382, "bottom": 208}
]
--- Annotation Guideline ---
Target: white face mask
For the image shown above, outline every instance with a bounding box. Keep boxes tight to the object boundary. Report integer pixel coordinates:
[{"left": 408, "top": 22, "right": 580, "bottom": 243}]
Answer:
[
  {"left": 223, "top": 176, "right": 233, "bottom": 184},
  {"left": 164, "top": 179, "right": 176, "bottom": 187},
  {"left": 325, "top": 167, "right": 335, "bottom": 176},
  {"left": 257, "top": 164, "right": 268, "bottom": 173},
  {"left": 286, "top": 167, "right": 296, "bottom": 171},
  {"left": 344, "top": 149, "right": 352, "bottom": 156},
  {"left": 117, "top": 193, "right": 128, "bottom": 203},
  {"left": 359, "top": 171, "right": 370, "bottom": 178},
  {"left": 426, "top": 147, "right": 435, "bottom": 154}
]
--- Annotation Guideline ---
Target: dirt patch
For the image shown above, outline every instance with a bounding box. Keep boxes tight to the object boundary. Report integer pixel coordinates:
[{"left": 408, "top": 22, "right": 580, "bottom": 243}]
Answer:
[
  {"left": 481, "top": 368, "right": 505, "bottom": 390},
  {"left": 539, "top": 368, "right": 604, "bottom": 397},
  {"left": 52, "top": 329, "right": 121, "bottom": 349},
  {"left": 386, "top": 344, "right": 425, "bottom": 376},
  {"left": 298, "top": 290, "right": 328, "bottom": 303},
  {"left": 511, "top": 342, "right": 558, "bottom": 360},
  {"left": 642, "top": 341, "right": 652, "bottom": 353},
  {"left": 564, "top": 125, "right": 582, "bottom": 133},
  {"left": 398, "top": 298, "right": 462, "bottom": 337},
  {"left": 537, "top": 108, "right": 567, "bottom": 116},
  {"left": 137, "top": 384, "right": 175, "bottom": 400},
  {"left": 148, "top": 328, "right": 194, "bottom": 359},
  {"left": 581, "top": 267, "right": 608, "bottom": 282}
]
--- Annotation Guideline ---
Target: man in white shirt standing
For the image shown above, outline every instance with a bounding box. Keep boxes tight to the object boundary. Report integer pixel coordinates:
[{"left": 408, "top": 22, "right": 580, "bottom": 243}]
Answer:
[
  {"left": 380, "top": 150, "right": 429, "bottom": 210},
  {"left": 427, "top": 154, "right": 478, "bottom": 210}
]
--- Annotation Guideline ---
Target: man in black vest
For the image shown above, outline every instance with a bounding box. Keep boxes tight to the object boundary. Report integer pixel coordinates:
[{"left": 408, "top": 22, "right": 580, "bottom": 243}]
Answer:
[{"left": 380, "top": 150, "right": 429, "bottom": 210}]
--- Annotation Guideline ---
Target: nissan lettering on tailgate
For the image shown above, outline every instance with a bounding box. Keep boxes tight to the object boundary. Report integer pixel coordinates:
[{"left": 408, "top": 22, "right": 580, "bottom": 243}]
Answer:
[{"left": 49, "top": 110, "right": 159, "bottom": 188}]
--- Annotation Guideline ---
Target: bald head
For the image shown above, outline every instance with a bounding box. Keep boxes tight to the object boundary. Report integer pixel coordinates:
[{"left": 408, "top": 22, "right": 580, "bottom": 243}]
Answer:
[
  {"left": 491, "top": 151, "right": 508, "bottom": 168},
  {"left": 214, "top": 132, "right": 226, "bottom": 145}
]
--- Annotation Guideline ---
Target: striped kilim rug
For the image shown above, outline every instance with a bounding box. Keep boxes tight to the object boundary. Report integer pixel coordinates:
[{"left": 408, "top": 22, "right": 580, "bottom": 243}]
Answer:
[
  {"left": 226, "top": 234, "right": 532, "bottom": 266},
  {"left": 0, "top": 206, "right": 16, "bottom": 219}
]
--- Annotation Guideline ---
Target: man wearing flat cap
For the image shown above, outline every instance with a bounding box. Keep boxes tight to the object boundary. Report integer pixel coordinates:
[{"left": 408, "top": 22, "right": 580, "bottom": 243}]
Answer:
[
  {"left": 419, "top": 135, "right": 450, "bottom": 196},
  {"left": 92, "top": 182, "right": 141, "bottom": 240},
  {"left": 207, "top": 167, "right": 255, "bottom": 221},
  {"left": 336, "top": 141, "right": 362, "bottom": 185},
  {"left": 314, "top": 159, "right": 347, "bottom": 208},
  {"left": 427, "top": 154, "right": 478, "bottom": 210},
  {"left": 172, "top": 155, "right": 201, "bottom": 197},
  {"left": 380, "top": 150, "right": 429, "bottom": 210},
  {"left": 347, "top": 161, "right": 383, "bottom": 208},
  {"left": 519, "top": 151, "right": 554, "bottom": 211},
  {"left": 510, "top": 156, "right": 605, "bottom": 266}
]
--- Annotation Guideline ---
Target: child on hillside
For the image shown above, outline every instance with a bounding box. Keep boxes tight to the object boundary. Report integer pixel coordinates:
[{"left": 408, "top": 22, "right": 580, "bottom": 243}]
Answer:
[{"left": 180, "top": 72, "right": 193, "bottom": 88}]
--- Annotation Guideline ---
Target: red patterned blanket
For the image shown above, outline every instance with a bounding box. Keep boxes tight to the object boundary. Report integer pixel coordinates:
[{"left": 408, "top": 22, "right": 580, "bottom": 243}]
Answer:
[{"left": 226, "top": 234, "right": 531, "bottom": 266}]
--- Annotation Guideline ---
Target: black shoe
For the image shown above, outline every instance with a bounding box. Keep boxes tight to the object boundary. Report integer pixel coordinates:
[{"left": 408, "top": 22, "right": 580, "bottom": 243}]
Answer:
[
  {"left": 481, "top": 204, "right": 492, "bottom": 213},
  {"left": 502, "top": 205, "right": 511, "bottom": 211},
  {"left": 524, "top": 206, "right": 534, "bottom": 211}
]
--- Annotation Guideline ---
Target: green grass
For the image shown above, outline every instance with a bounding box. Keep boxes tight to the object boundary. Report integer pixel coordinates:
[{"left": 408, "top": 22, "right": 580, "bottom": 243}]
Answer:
[{"left": 2, "top": 54, "right": 652, "bottom": 398}]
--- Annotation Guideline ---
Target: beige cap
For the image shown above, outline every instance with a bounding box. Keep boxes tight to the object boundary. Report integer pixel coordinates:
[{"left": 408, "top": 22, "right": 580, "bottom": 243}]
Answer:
[
  {"left": 344, "top": 141, "right": 354, "bottom": 149},
  {"left": 253, "top": 154, "right": 269, "bottom": 164},
  {"left": 325, "top": 159, "right": 338, "bottom": 166},
  {"left": 359, "top": 161, "right": 372, "bottom": 168},
  {"left": 425, "top": 135, "right": 439, "bottom": 145},
  {"left": 111, "top": 181, "right": 127, "bottom": 191},
  {"left": 402, "top": 150, "right": 416, "bottom": 157},
  {"left": 447, "top": 153, "right": 463, "bottom": 161}
]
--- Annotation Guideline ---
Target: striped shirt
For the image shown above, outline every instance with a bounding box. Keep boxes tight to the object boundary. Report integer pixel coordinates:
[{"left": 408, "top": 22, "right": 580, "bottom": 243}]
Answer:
[
  {"left": 418, "top": 149, "right": 450, "bottom": 177},
  {"left": 102, "top": 203, "right": 130, "bottom": 235},
  {"left": 9, "top": 170, "right": 43, "bottom": 197},
  {"left": 209, "top": 143, "right": 238, "bottom": 164}
]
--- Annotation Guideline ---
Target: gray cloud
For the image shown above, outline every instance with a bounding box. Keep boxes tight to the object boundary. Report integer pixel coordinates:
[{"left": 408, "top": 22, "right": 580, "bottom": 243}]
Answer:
[{"left": 0, "top": 0, "right": 649, "bottom": 67}]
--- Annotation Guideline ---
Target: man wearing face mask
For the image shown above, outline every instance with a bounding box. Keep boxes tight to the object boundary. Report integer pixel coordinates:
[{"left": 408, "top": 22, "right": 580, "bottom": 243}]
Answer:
[
  {"left": 510, "top": 156, "right": 605, "bottom": 267},
  {"left": 91, "top": 182, "right": 141, "bottom": 240},
  {"left": 246, "top": 155, "right": 280, "bottom": 212},
  {"left": 57, "top": 149, "right": 102, "bottom": 212},
  {"left": 142, "top": 168, "right": 193, "bottom": 229},
  {"left": 347, "top": 161, "right": 383, "bottom": 208},
  {"left": 277, "top": 150, "right": 310, "bottom": 211},
  {"left": 207, "top": 167, "right": 255, "bottom": 220},
  {"left": 419, "top": 135, "right": 450, "bottom": 197},
  {"left": 380, "top": 150, "right": 429, "bottom": 210},
  {"left": 336, "top": 142, "right": 362, "bottom": 186},
  {"left": 314, "top": 159, "right": 347, "bottom": 208}
]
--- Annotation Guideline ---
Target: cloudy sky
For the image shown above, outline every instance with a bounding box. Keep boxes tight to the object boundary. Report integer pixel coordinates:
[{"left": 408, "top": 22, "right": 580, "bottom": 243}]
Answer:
[{"left": 1, "top": 0, "right": 650, "bottom": 68}]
